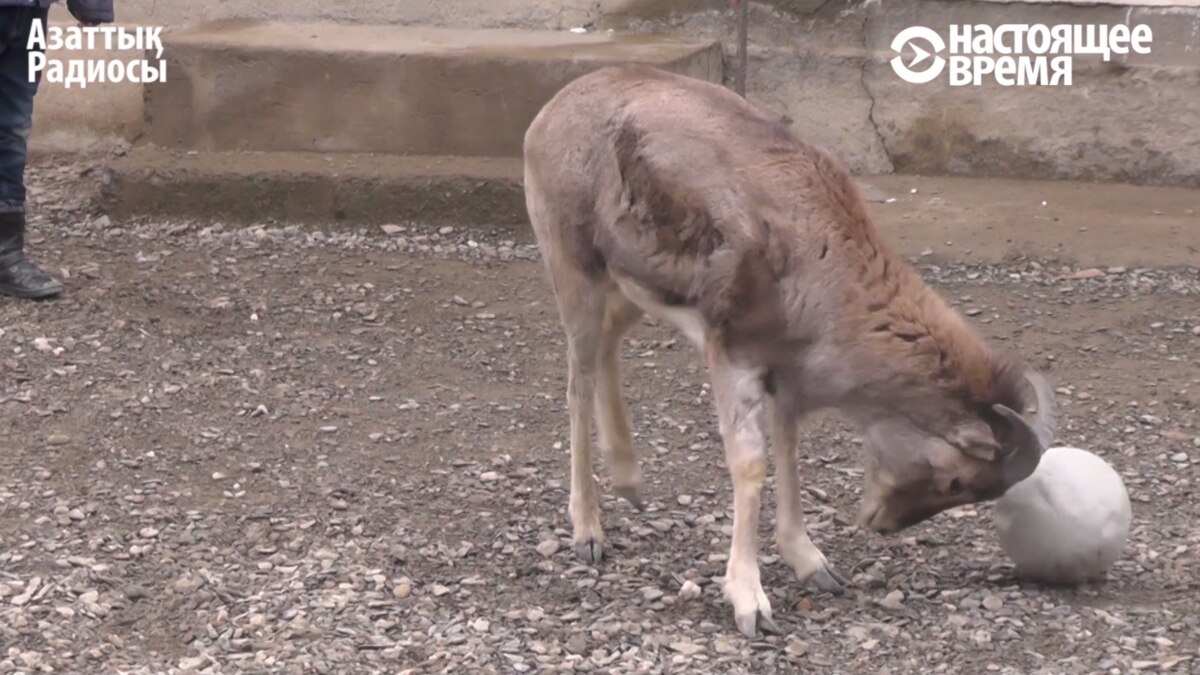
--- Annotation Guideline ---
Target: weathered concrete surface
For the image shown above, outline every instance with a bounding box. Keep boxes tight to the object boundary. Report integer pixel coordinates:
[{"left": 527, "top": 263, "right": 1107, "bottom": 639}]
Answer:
[
  {"left": 103, "top": 145, "right": 1200, "bottom": 268},
  {"left": 859, "top": 174, "right": 1199, "bottom": 266},
  {"left": 143, "top": 21, "right": 723, "bottom": 157},
  {"left": 30, "top": 0, "right": 632, "bottom": 155},
  {"left": 613, "top": 0, "right": 1200, "bottom": 187},
  {"left": 41, "top": 0, "right": 1200, "bottom": 188},
  {"left": 862, "top": 1, "right": 1200, "bottom": 188},
  {"left": 93, "top": 0, "right": 659, "bottom": 32},
  {"left": 27, "top": 7, "right": 144, "bottom": 155},
  {"left": 104, "top": 148, "right": 527, "bottom": 228}
]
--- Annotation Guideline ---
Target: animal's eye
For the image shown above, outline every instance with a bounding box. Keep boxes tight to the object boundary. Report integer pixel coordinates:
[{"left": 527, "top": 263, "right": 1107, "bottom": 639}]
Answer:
[{"left": 947, "top": 478, "right": 965, "bottom": 495}]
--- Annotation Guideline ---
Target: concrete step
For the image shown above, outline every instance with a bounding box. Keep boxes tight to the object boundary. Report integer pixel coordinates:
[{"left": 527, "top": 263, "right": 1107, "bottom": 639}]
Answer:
[
  {"left": 145, "top": 20, "right": 724, "bottom": 157},
  {"left": 104, "top": 147, "right": 527, "bottom": 229}
]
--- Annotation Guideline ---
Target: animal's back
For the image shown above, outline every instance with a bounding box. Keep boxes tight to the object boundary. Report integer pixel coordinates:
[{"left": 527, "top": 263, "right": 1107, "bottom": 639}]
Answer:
[
  {"left": 524, "top": 64, "right": 817, "bottom": 218},
  {"left": 524, "top": 66, "right": 883, "bottom": 335},
  {"left": 527, "top": 64, "right": 789, "bottom": 149}
]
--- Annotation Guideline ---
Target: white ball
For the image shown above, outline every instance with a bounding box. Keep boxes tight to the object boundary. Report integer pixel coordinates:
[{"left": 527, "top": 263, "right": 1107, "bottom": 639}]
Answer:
[{"left": 993, "top": 446, "right": 1132, "bottom": 584}]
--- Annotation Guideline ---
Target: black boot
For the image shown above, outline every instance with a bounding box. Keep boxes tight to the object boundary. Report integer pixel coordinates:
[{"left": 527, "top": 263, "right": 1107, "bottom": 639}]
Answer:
[{"left": 0, "top": 210, "right": 63, "bottom": 299}]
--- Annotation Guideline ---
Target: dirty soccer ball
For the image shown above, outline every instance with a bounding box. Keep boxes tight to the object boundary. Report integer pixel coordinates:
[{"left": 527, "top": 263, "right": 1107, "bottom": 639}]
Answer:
[{"left": 992, "top": 446, "right": 1132, "bottom": 584}]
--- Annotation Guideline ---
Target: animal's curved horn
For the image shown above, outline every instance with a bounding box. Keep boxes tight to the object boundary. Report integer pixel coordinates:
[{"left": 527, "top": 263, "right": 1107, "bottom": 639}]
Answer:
[
  {"left": 992, "top": 403, "right": 1042, "bottom": 485},
  {"left": 1022, "top": 370, "right": 1058, "bottom": 450},
  {"left": 992, "top": 370, "right": 1057, "bottom": 486}
]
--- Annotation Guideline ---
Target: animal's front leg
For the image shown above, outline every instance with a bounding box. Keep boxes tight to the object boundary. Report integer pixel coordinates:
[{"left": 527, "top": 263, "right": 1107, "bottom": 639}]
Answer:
[
  {"left": 768, "top": 397, "right": 848, "bottom": 595},
  {"left": 706, "top": 342, "right": 779, "bottom": 637}
]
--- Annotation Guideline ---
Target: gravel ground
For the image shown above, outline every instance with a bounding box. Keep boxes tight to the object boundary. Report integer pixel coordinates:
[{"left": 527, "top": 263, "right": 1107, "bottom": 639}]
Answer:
[{"left": 1, "top": 158, "right": 1199, "bottom": 674}]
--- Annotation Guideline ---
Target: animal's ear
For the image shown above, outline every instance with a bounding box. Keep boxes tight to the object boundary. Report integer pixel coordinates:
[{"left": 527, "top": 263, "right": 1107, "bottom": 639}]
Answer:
[{"left": 949, "top": 419, "right": 1002, "bottom": 462}]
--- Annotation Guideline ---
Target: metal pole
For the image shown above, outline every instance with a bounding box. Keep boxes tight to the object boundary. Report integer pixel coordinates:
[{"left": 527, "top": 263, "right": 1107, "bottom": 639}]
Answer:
[{"left": 734, "top": 0, "right": 749, "bottom": 97}]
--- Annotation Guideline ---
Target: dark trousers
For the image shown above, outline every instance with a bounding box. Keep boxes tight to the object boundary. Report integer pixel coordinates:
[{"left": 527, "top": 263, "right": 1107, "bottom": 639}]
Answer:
[{"left": 0, "top": 6, "right": 48, "bottom": 211}]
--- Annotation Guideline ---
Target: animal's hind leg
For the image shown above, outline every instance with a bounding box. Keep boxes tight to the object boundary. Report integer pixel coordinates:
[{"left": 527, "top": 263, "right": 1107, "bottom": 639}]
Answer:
[
  {"left": 536, "top": 249, "right": 609, "bottom": 563},
  {"left": 525, "top": 163, "right": 609, "bottom": 564},
  {"left": 595, "top": 290, "right": 645, "bottom": 510},
  {"left": 553, "top": 271, "right": 607, "bottom": 564}
]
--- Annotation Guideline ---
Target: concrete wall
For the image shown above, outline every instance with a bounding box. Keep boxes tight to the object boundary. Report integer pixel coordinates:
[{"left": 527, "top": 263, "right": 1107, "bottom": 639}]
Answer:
[
  {"left": 864, "top": 2, "right": 1200, "bottom": 186},
  {"left": 30, "top": 0, "right": 1200, "bottom": 187},
  {"left": 33, "top": 0, "right": 655, "bottom": 153},
  {"left": 611, "top": 0, "right": 1200, "bottom": 186}
]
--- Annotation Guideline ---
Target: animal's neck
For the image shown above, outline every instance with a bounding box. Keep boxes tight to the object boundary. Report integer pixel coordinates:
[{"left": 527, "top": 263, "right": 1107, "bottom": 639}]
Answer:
[{"left": 791, "top": 246, "right": 996, "bottom": 418}]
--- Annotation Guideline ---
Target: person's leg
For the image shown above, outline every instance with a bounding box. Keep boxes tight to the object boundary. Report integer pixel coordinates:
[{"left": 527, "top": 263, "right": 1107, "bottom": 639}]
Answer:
[
  {"left": 0, "top": 6, "right": 63, "bottom": 299},
  {"left": 0, "top": 7, "right": 34, "bottom": 209}
]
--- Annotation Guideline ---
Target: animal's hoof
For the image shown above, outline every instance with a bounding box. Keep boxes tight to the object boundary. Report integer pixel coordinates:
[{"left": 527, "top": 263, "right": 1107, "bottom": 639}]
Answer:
[
  {"left": 810, "top": 566, "right": 848, "bottom": 595},
  {"left": 726, "top": 574, "right": 776, "bottom": 637},
  {"left": 735, "top": 608, "right": 781, "bottom": 638},
  {"left": 757, "top": 610, "right": 782, "bottom": 635},
  {"left": 575, "top": 540, "right": 603, "bottom": 565},
  {"left": 734, "top": 611, "right": 757, "bottom": 638},
  {"left": 613, "top": 485, "right": 645, "bottom": 512}
]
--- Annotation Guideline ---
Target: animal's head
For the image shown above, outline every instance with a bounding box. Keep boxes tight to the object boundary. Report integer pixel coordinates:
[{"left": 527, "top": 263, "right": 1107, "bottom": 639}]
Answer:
[{"left": 855, "top": 365, "right": 1057, "bottom": 534}]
